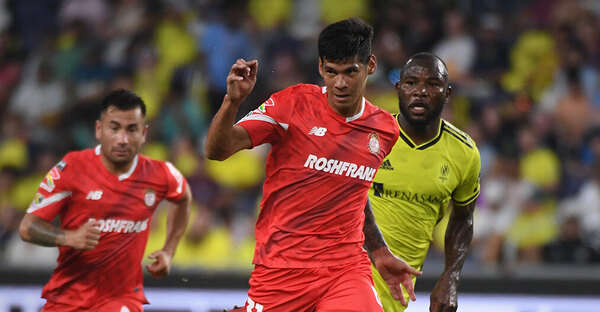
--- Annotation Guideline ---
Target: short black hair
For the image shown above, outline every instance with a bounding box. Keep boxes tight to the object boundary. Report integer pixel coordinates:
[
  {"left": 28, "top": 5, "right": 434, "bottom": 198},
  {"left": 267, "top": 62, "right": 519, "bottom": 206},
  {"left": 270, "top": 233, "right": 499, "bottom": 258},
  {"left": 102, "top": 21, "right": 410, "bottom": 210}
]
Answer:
[
  {"left": 318, "top": 18, "right": 374, "bottom": 64},
  {"left": 100, "top": 89, "right": 146, "bottom": 117},
  {"left": 402, "top": 52, "right": 449, "bottom": 83}
]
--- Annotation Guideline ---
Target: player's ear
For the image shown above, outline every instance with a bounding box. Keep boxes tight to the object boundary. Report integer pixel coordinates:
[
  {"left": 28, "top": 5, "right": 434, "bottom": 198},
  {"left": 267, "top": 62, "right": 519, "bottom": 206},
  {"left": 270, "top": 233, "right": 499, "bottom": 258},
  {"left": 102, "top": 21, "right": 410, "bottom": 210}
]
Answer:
[
  {"left": 141, "top": 124, "right": 148, "bottom": 144},
  {"left": 318, "top": 58, "right": 324, "bottom": 78},
  {"left": 367, "top": 54, "right": 377, "bottom": 75},
  {"left": 95, "top": 120, "right": 101, "bottom": 140},
  {"left": 445, "top": 85, "right": 452, "bottom": 104}
]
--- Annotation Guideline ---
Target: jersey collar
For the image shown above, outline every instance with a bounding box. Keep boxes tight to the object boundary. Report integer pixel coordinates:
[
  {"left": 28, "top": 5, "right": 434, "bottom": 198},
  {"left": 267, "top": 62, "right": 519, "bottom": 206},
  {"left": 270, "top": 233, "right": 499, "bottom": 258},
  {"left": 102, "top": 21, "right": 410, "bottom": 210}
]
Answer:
[
  {"left": 321, "top": 87, "right": 365, "bottom": 122},
  {"left": 95, "top": 145, "right": 138, "bottom": 181},
  {"left": 396, "top": 116, "right": 444, "bottom": 150}
]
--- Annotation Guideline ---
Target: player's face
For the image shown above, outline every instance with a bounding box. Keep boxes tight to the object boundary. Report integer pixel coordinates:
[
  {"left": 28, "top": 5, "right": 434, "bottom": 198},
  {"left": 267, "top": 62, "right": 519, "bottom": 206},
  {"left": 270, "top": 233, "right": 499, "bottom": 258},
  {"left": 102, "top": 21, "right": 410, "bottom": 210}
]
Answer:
[
  {"left": 397, "top": 58, "right": 450, "bottom": 127},
  {"left": 319, "top": 55, "right": 376, "bottom": 117},
  {"left": 96, "top": 106, "right": 147, "bottom": 168}
]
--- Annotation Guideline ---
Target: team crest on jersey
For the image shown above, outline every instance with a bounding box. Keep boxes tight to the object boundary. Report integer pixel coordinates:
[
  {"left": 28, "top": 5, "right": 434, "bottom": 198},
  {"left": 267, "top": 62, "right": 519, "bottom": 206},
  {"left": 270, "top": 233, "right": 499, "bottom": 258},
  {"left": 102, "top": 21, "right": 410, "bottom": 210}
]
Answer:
[
  {"left": 257, "top": 98, "right": 275, "bottom": 113},
  {"left": 144, "top": 188, "right": 156, "bottom": 207},
  {"left": 439, "top": 163, "right": 450, "bottom": 182},
  {"left": 367, "top": 132, "right": 380, "bottom": 155}
]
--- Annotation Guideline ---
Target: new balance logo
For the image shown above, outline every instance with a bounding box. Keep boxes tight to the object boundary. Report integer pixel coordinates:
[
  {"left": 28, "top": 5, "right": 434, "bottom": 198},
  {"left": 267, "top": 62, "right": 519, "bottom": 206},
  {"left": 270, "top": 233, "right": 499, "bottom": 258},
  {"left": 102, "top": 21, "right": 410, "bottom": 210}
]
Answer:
[
  {"left": 379, "top": 159, "right": 394, "bottom": 170},
  {"left": 308, "top": 126, "right": 327, "bottom": 136},
  {"left": 86, "top": 190, "right": 103, "bottom": 200}
]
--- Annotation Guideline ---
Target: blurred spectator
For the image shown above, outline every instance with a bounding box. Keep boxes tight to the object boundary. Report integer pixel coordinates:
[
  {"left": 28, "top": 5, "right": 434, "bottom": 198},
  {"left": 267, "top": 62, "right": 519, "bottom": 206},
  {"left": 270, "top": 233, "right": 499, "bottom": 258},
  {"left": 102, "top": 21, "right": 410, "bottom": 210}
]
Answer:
[
  {"left": 558, "top": 161, "right": 600, "bottom": 252},
  {"left": 542, "top": 216, "right": 599, "bottom": 263},
  {"left": 0, "top": 31, "right": 22, "bottom": 113},
  {"left": 58, "top": 0, "right": 109, "bottom": 36},
  {"left": 248, "top": 0, "right": 292, "bottom": 31},
  {"left": 10, "top": 0, "right": 61, "bottom": 53},
  {"left": 518, "top": 123, "right": 561, "bottom": 196},
  {"left": 199, "top": 0, "right": 257, "bottom": 117},
  {"left": 433, "top": 9, "right": 476, "bottom": 83},
  {"left": 8, "top": 58, "right": 67, "bottom": 147},
  {"left": 501, "top": 29, "right": 558, "bottom": 102},
  {"left": 472, "top": 154, "right": 523, "bottom": 266}
]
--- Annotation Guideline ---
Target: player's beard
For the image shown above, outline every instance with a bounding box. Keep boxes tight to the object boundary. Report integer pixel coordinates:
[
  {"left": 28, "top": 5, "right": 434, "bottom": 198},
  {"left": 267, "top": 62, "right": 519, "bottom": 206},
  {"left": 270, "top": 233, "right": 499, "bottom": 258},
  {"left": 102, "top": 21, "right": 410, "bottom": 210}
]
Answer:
[
  {"left": 398, "top": 99, "right": 444, "bottom": 128},
  {"left": 106, "top": 147, "right": 136, "bottom": 168}
]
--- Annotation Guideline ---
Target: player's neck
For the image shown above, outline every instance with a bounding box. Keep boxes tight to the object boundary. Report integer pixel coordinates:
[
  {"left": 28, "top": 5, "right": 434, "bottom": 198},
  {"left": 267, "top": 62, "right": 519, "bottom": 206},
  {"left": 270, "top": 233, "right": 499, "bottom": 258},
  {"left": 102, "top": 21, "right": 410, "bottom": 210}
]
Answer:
[
  {"left": 100, "top": 155, "right": 136, "bottom": 176},
  {"left": 399, "top": 118, "right": 441, "bottom": 145},
  {"left": 327, "top": 97, "right": 363, "bottom": 118}
]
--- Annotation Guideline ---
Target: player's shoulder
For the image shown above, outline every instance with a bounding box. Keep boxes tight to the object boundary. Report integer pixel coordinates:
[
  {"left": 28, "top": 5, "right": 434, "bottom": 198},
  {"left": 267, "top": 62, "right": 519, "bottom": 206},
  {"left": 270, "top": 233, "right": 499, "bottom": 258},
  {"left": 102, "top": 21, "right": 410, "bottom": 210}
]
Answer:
[
  {"left": 273, "top": 83, "right": 321, "bottom": 101},
  {"left": 138, "top": 154, "right": 185, "bottom": 181},
  {"left": 364, "top": 100, "right": 399, "bottom": 132},
  {"left": 61, "top": 147, "right": 96, "bottom": 167},
  {"left": 441, "top": 119, "right": 478, "bottom": 152}
]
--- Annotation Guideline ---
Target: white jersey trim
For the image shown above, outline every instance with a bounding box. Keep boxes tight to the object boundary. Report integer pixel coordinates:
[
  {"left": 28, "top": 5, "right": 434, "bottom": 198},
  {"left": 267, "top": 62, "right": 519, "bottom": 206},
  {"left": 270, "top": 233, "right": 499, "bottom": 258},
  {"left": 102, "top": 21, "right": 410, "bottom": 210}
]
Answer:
[
  {"left": 27, "top": 191, "right": 72, "bottom": 213},
  {"left": 238, "top": 114, "right": 289, "bottom": 131},
  {"left": 346, "top": 97, "right": 365, "bottom": 122},
  {"left": 95, "top": 145, "right": 138, "bottom": 181}
]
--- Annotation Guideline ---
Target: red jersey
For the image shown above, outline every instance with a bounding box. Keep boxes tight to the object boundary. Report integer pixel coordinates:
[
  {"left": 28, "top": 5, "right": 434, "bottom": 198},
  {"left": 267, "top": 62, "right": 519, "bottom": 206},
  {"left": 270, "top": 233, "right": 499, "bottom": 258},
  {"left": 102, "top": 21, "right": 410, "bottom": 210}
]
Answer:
[
  {"left": 237, "top": 84, "right": 399, "bottom": 268},
  {"left": 27, "top": 146, "right": 187, "bottom": 309}
]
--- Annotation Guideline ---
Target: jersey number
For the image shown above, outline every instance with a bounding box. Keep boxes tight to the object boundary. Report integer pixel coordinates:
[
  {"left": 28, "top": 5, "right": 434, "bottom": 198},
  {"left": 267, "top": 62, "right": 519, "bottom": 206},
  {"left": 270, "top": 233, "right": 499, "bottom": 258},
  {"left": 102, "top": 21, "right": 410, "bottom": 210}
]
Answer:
[{"left": 246, "top": 298, "right": 263, "bottom": 312}]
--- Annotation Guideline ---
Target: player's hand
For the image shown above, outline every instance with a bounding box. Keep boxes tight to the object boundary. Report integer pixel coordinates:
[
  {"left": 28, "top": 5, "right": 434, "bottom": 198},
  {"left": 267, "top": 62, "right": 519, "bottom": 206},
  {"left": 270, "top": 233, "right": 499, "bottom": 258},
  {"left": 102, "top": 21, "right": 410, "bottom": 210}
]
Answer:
[
  {"left": 226, "top": 59, "right": 258, "bottom": 103},
  {"left": 65, "top": 220, "right": 101, "bottom": 251},
  {"left": 429, "top": 275, "right": 458, "bottom": 312},
  {"left": 374, "top": 252, "right": 422, "bottom": 306},
  {"left": 145, "top": 250, "right": 172, "bottom": 279}
]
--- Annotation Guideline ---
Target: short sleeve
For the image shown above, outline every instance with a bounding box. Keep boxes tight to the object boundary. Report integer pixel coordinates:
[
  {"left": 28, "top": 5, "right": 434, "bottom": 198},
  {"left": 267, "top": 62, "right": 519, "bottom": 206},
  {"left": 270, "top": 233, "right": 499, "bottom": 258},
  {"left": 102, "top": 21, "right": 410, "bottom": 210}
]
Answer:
[
  {"left": 452, "top": 145, "right": 481, "bottom": 206},
  {"left": 236, "top": 88, "right": 295, "bottom": 147},
  {"left": 27, "top": 158, "right": 72, "bottom": 221},
  {"left": 164, "top": 161, "right": 188, "bottom": 202}
]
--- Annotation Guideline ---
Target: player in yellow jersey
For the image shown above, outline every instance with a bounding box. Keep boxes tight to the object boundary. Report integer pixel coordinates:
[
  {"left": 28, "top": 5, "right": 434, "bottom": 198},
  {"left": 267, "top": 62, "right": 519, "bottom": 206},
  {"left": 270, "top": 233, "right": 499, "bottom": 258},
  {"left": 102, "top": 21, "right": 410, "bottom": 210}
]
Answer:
[{"left": 369, "top": 53, "right": 480, "bottom": 312}]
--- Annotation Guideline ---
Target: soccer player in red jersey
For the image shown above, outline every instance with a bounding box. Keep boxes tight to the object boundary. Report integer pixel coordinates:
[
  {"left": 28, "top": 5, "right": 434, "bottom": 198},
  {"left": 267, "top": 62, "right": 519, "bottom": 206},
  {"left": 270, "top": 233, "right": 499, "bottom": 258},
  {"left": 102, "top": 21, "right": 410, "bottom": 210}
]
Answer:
[
  {"left": 19, "top": 89, "right": 192, "bottom": 312},
  {"left": 206, "top": 18, "right": 421, "bottom": 312}
]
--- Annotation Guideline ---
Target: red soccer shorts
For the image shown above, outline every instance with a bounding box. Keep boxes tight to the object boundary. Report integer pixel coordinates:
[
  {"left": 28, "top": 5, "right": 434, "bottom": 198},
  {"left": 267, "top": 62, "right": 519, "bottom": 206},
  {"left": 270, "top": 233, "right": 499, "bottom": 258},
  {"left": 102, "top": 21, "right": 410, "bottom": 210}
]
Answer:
[
  {"left": 244, "top": 256, "right": 383, "bottom": 312},
  {"left": 42, "top": 296, "right": 143, "bottom": 312}
]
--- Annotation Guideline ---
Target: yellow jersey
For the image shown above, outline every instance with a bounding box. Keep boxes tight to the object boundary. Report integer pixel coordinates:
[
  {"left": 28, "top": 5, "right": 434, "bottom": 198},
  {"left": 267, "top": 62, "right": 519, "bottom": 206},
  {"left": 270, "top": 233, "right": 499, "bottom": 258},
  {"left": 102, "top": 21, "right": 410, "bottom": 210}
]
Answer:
[{"left": 369, "top": 116, "right": 481, "bottom": 311}]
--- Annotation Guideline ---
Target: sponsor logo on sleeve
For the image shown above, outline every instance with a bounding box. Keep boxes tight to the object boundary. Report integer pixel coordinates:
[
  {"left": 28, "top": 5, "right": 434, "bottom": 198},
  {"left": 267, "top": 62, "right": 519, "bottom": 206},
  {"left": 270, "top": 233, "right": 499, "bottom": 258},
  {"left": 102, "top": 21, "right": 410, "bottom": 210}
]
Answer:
[
  {"left": 40, "top": 167, "right": 62, "bottom": 192},
  {"left": 56, "top": 160, "right": 67, "bottom": 170},
  {"left": 257, "top": 98, "right": 275, "bottom": 113}
]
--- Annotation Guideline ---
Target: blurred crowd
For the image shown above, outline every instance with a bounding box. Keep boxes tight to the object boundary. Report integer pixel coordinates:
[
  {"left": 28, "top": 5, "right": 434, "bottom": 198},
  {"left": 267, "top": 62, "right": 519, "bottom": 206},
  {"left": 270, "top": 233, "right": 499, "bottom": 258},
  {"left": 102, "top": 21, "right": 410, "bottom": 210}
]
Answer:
[{"left": 1, "top": 0, "right": 600, "bottom": 273}]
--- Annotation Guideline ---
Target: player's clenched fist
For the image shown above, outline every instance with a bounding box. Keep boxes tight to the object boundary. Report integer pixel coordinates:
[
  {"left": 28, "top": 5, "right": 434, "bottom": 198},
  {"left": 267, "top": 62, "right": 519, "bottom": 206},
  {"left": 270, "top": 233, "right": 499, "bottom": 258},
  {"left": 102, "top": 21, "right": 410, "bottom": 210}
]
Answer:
[
  {"left": 226, "top": 59, "right": 258, "bottom": 104},
  {"left": 66, "top": 220, "right": 101, "bottom": 251}
]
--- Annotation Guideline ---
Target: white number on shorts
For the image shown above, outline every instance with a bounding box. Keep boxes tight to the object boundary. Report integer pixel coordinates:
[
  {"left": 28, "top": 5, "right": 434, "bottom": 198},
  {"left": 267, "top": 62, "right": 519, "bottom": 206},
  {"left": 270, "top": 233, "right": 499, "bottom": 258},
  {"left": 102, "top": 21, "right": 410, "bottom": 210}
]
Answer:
[{"left": 246, "top": 297, "right": 264, "bottom": 312}]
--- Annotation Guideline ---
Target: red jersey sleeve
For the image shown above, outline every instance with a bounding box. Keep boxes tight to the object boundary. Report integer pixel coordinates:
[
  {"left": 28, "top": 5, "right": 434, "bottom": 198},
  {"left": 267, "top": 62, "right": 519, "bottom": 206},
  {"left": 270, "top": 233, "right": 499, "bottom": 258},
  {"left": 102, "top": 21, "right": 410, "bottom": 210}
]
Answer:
[
  {"left": 236, "top": 85, "right": 298, "bottom": 147},
  {"left": 27, "top": 156, "right": 73, "bottom": 221},
  {"left": 163, "top": 161, "right": 188, "bottom": 202}
]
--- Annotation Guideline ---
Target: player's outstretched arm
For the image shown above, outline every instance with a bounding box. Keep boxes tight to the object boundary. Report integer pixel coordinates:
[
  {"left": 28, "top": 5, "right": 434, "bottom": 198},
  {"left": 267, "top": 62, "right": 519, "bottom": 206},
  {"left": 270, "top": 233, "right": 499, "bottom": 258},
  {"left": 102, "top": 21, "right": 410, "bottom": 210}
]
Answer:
[
  {"left": 19, "top": 213, "right": 100, "bottom": 250},
  {"left": 205, "top": 59, "right": 257, "bottom": 161},
  {"left": 363, "top": 199, "right": 422, "bottom": 305},
  {"left": 430, "top": 201, "right": 475, "bottom": 312},
  {"left": 146, "top": 183, "right": 192, "bottom": 279}
]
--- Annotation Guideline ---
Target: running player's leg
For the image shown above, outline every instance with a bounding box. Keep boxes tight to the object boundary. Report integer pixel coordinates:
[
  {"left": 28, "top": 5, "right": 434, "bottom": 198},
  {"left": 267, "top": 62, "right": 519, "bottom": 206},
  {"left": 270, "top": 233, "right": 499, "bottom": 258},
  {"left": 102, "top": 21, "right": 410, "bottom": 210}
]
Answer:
[{"left": 316, "top": 257, "right": 383, "bottom": 312}]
